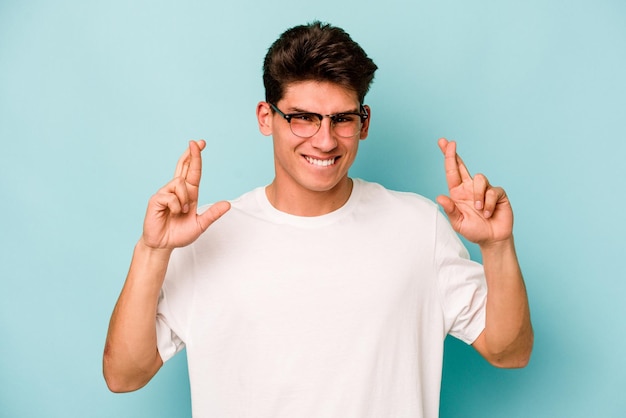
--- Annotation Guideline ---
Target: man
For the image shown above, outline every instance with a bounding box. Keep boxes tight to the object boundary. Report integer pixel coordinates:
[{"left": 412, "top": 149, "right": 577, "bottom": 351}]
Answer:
[{"left": 104, "top": 21, "right": 532, "bottom": 418}]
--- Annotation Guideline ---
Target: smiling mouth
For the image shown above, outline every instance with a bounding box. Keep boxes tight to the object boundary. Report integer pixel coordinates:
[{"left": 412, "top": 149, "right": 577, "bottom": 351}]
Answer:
[{"left": 304, "top": 156, "right": 337, "bottom": 167}]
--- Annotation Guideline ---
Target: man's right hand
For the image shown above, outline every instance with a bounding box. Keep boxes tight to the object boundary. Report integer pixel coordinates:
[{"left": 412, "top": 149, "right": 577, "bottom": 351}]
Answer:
[{"left": 141, "top": 140, "right": 231, "bottom": 250}]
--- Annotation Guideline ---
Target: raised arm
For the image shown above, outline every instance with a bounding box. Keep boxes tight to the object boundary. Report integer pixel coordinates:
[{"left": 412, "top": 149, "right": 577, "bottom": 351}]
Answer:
[
  {"left": 436, "top": 138, "right": 533, "bottom": 368},
  {"left": 103, "top": 140, "right": 230, "bottom": 392}
]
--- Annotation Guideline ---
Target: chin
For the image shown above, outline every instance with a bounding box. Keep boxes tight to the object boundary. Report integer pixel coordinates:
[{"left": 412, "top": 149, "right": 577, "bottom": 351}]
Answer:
[{"left": 302, "top": 177, "right": 347, "bottom": 193}]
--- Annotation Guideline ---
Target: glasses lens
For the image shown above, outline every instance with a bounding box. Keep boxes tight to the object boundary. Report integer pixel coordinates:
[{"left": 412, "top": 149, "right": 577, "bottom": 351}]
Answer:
[
  {"left": 290, "top": 114, "right": 320, "bottom": 138},
  {"left": 287, "top": 112, "right": 364, "bottom": 138},
  {"left": 333, "top": 114, "right": 362, "bottom": 137}
]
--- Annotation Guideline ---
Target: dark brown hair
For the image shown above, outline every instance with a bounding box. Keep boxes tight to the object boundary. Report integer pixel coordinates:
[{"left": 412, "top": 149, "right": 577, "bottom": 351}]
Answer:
[{"left": 263, "top": 21, "right": 378, "bottom": 105}]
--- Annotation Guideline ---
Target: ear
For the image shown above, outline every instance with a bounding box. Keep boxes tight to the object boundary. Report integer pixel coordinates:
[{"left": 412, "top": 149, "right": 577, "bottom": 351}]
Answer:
[
  {"left": 359, "top": 105, "right": 371, "bottom": 140},
  {"left": 256, "top": 102, "right": 273, "bottom": 136}
]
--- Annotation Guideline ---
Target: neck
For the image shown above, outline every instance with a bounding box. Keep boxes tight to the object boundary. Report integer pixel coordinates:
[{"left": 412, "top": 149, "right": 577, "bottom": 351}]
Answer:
[{"left": 265, "top": 177, "right": 353, "bottom": 217}]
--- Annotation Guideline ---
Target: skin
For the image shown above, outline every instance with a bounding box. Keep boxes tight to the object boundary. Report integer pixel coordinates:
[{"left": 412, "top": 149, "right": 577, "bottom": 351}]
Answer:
[
  {"left": 436, "top": 139, "right": 533, "bottom": 367},
  {"left": 103, "top": 81, "right": 532, "bottom": 393},
  {"left": 256, "top": 81, "right": 370, "bottom": 216},
  {"left": 103, "top": 140, "right": 230, "bottom": 392}
]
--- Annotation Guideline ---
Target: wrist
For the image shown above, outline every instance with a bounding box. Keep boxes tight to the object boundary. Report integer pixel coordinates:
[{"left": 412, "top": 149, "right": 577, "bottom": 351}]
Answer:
[
  {"left": 123, "top": 239, "right": 173, "bottom": 292},
  {"left": 136, "top": 238, "right": 174, "bottom": 259},
  {"left": 479, "top": 235, "right": 516, "bottom": 257}
]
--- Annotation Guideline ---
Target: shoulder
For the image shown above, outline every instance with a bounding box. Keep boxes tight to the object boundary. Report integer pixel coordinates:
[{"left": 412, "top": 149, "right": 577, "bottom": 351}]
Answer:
[
  {"left": 354, "top": 178, "right": 439, "bottom": 215},
  {"left": 197, "top": 187, "right": 265, "bottom": 223}
]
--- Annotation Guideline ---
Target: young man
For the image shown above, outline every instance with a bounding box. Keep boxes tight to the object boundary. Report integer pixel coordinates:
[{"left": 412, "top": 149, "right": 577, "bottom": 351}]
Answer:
[{"left": 104, "top": 22, "right": 532, "bottom": 418}]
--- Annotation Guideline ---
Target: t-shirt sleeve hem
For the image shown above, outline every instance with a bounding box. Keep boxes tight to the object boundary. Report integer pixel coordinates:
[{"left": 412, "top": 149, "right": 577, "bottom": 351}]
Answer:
[
  {"left": 450, "top": 309, "right": 486, "bottom": 345},
  {"left": 156, "top": 317, "right": 185, "bottom": 363}
]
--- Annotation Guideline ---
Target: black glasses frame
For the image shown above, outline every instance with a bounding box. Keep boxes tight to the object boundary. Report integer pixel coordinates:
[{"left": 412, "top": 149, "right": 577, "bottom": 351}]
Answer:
[{"left": 269, "top": 103, "right": 369, "bottom": 138}]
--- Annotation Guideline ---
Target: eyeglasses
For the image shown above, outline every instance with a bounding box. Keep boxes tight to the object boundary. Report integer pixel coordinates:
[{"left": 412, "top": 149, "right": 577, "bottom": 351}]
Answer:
[{"left": 270, "top": 103, "right": 368, "bottom": 138}]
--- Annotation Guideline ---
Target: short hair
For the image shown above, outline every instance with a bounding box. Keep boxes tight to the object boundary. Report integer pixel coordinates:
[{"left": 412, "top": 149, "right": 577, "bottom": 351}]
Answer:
[{"left": 263, "top": 21, "right": 378, "bottom": 105}]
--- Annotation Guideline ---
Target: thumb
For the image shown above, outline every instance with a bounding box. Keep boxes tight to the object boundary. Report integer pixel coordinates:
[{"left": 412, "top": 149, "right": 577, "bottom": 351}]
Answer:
[
  {"left": 197, "top": 201, "right": 231, "bottom": 232},
  {"left": 436, "top": 195, "right": 459, "bottom": 220}
]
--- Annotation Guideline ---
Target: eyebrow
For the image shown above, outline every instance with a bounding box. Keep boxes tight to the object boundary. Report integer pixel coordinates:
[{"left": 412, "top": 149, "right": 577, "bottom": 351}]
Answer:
[{"left": 288, "top": 106, "right": 361, "bottom": 114}]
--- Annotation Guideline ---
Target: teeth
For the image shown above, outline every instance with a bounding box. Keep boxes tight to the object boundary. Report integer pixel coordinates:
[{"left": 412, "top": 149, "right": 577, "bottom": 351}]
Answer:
[{"left": 305, "top": 156, "right": 336, "bottom": 167}]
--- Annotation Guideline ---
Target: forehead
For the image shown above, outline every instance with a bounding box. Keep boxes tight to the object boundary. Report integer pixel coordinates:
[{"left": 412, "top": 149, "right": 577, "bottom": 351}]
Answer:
[{"left": 280, "top": 80, "right": 359, "bottom": 111}]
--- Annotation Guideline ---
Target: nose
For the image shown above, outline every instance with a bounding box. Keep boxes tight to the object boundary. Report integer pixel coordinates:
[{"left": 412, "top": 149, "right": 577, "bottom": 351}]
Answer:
[{"left": 309, "top": 117, "right": 337, "bottom": 152}]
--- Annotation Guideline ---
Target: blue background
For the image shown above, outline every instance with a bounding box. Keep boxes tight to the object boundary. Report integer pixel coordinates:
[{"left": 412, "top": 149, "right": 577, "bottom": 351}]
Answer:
[{"left": 1, "top": 0, "right": 625, "bottom": 417}]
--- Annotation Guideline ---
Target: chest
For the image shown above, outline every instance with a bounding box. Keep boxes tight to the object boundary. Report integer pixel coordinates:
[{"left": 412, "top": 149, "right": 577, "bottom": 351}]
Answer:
[{"left": 187, "top": 218, "right": 439, "bottom": 341}]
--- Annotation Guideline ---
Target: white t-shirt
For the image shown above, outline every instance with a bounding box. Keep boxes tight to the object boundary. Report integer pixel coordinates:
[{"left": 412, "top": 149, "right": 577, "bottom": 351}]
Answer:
[{"left": 156, "top": 179, "right": 486, "bottom": 418}]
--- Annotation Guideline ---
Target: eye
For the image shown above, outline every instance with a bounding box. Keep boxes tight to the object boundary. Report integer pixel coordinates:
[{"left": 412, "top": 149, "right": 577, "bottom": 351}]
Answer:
[
  {"left": 292, "top": 113, "right": 318, "bottom": 123},
  {"left": 334, "top": 114, "right": 357, "bottom": 124}
]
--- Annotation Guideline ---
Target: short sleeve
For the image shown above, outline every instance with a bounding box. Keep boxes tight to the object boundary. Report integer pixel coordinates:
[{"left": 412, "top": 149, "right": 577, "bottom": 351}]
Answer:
[
  {"left": 156, "top": 288, "right": 186, "bottom": 362},
  {"left": 155, "top": 247, "right": 194, "bottom": 362},
  {"left": 434, "top": 210, "right": 487, "bottom": 344}
]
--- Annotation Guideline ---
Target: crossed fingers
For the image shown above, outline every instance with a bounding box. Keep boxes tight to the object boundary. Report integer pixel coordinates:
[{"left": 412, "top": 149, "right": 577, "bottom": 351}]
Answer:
[
  {"left": 438, "top": 138, "right": 505, "bottom": 219},
  {"left": 153, "top": 140, "right": 205, "bottom": 216},
  {"left": 175, "top": 140, "right": 205, "bottom": 187}
]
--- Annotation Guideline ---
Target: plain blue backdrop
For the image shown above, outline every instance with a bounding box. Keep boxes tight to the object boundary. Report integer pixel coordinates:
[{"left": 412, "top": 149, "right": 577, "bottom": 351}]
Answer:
[{"left": 1, "top": 0, "right": 625, "bottom": 417}]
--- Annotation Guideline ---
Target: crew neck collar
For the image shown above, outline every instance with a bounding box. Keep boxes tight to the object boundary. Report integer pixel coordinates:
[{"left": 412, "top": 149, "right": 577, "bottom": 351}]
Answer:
[{"left": 255, "top": 178, "right": 363, "bottom": 227}]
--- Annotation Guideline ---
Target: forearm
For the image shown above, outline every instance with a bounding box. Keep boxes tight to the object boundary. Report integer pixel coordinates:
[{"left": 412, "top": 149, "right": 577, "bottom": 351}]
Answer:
[
  {"left": 103, "top": 240, "right": 172, "bottom": 392},
  {"left": 478, "top": 236, "right": 533, "bottom": 367}
]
